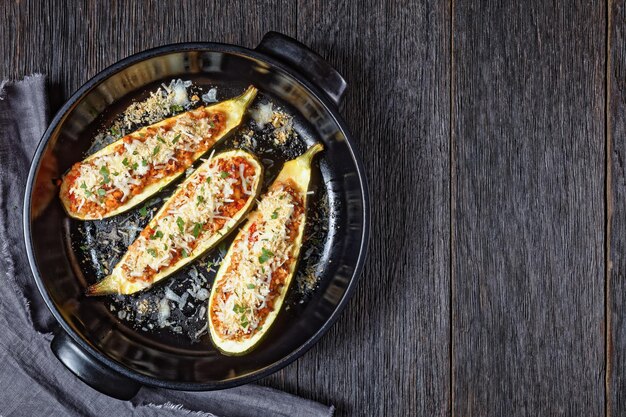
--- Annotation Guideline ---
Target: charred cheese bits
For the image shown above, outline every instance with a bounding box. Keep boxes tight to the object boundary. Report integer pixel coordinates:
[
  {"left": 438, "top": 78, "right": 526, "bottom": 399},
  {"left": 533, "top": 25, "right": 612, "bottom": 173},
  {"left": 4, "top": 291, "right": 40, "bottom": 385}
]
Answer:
[
  {"left": 60, "top": 86, "right": 258, "bottom": 220},
  {"left": 86, "top": 150, "right": 263, "bottom": 296},
  {"left": 208, "top": 143, "right": 324, "bottom": 355}
]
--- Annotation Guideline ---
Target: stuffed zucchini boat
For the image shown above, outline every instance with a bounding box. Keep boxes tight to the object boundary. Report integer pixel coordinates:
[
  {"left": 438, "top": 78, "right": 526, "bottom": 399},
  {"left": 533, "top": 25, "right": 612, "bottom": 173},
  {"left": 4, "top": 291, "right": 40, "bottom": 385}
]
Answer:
[
  {"left": 60, "top": 86, "right": 258, "bottom": 220},
  {"left": 86, "top": 150, "right": 263, "bottom": 296},
  {"left": 208, "top": 143, "right": 324, "bottom": 355}
]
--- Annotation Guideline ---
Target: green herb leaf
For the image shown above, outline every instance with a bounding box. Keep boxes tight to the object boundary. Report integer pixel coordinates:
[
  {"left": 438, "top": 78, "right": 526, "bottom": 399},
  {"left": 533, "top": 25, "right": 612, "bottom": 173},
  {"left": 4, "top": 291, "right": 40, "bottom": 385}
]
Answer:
[
  {"left": 150, "top": 230, "right": 163, "bottom": 240},
  {"left": 97, "top": 188, "right": 106, "bottom": 197},
  {"left": 172, "top": 134, "right": 181, "bottom": 144},
  {"left": 147, "top": 248, "right": 157, "bottom": 257},
  {"left": 192, "top": 222, "right": 202, "bottom": 238},
  {"left": 220, "top": 171, "right": 229, "bottom": 179},
  {"left": 271, "top": 209, "right": 279, "bottom": 219},
  {"left": 99, "top": 165, "right": 110, "bottom": 184},
  {"left": 157, "top": 135, "right": 166, "bottom": 144},
  {"left": 152, "top": 145, "right": 161, "bottom": 156},
  {"left": 132, "top": 162, "right": 139, "bottom": 170},
  {"left": 258, "top": 248, "right": 274, "bottom": 264},
  {"left": 122, "top": 157, "right": 129, "bottom": 167},
  {"left": 196, "top": 195, "right": 205, "bottom": 206},
  {"left": 109, "top": 126, "right": 120, "bottom": 136},
  {"left": 206, "top": 176, "right": 211, "bottom": 184},
  {"left": 247, "top": 284, "right": 256, "bottom": 289},
  {"left": 181, "top": 249, "right": 188, "bottom": 258},
  {"left": 176, "top": 216, "right": 185, "bottom": 233},
  {"left": 171, "top": 104, "right": 184, "bottom": 112},
  {"left": 141, "top": 159, "right": 148, "bottom": 167},
  {"left": 138, "top": 205, "right": 148, "bottom": 217}
]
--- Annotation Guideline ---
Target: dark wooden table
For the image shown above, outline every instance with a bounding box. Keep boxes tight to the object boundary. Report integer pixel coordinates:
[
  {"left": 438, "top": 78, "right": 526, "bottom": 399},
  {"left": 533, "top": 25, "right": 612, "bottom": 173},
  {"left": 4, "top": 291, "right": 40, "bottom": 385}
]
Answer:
[{"left": 4, "top": 0, "right": 626, "bottom": 415}]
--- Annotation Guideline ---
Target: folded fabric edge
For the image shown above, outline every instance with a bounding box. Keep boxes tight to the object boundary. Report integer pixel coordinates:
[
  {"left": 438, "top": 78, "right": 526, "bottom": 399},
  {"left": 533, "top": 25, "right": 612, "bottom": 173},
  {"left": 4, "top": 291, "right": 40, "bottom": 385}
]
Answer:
[
  {"left": 0, "top": 73, "right": 46, "bottom": 100},
  {"left": 143, "top": 402, "right": 218, "bottom": 417}
]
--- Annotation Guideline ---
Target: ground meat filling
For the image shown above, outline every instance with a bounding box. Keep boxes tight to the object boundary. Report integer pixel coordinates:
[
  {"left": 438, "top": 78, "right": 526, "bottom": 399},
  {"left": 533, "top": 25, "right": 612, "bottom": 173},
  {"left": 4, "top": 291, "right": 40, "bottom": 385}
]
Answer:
[
  {"left": 65, "top": 109, "right": 226, "bottom": 217},
  {"left": 211, "top": 181, "right": 305, "bottom": 341}
]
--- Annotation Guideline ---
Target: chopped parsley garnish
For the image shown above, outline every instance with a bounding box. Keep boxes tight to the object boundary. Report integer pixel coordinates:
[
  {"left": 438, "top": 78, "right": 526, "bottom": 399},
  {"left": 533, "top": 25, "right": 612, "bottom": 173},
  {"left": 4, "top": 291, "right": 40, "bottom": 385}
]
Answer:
[
  {"left": 271, "top": 209, "right": 279, "bottom": 219},
  {"left": 152, "top": 145, "right": 161, "bottom": 156},
  {"left": 157, "top": 135, "right": 166, "bottom": 144},
  {"left": 97, "top": 188, "right": 106, "bottom": 197},
  {"left": 150, "top": 230, "right": 163, "bottom": 240},
  {"left": 132, "top": 162, "right": 139, "bottom": 170},
  {"left": 176, "top": 216, "right": 185, "bottom": 233},
  {"left": 192, "top": 222, "right": 203, "bottom": 238},
  {"left": 171, "top": 104, "right": 184, "bottom": 112},
  {"left": 206, "top": 176, "right": 212, "bottom": 184},
  {"left": 233, "top": 303, "right": 248, "bottom": 314},
  {"left": 196, "top": 195, "right": 205, "bottom": 206},
  {"left": 172, "top": 134, "right": 181, "bottom": 144},
  {"left": 138, "top": 205, "right": 148, "bottom": 217},
  {"left": 141, "top": 159, "right": 148, "bottom": 167},
  {"left": 247, "top": 283, "right": 256, "bottom": 289},
  {"left": 181, "top": 249, "right": 188, "bottom": 258},
  {"left": 122, "top": 157, "right": 129, "bottom": 167},
  {"left": 163, "top": 244, "right": 168, "bottom": 251},
  {"left": 99, "top": 166, "right": 110, "bottom": 184},
  {"left": 220, "top": 171, "right": 229, "bottom": 179},
  {"left": 80, "top": 182, "right": 93, "bottom": 197},
  {"left": 147, "top": 248, "right": 157, "bottom": 257},
  {"left": 258, "top": 248, "right": 274, "bottom": 264},
  {"left": 109, "top": 126, "right": 120, "bottom": 136}
]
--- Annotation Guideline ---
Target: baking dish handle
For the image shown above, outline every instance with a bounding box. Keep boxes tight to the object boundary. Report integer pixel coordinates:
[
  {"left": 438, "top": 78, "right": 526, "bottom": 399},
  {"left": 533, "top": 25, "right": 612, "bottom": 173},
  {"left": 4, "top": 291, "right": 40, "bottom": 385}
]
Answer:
[
  {"left": 51, "top": 330, "right": 141, "bottom": 400},
  {"left": 256, "top": 31, "right": 347, "bottom": 107}
]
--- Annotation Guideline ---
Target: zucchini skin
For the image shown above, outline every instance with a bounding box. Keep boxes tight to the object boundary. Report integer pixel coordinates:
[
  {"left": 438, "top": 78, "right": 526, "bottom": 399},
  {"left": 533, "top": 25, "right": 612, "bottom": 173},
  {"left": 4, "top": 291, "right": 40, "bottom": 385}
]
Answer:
[
  {"left": 60, "top": 86, "right": 258, "bottom": 220},
  {"left": 86, "top": 150, "right": 264, "bottom": 296},
  {"left": 208, "top": 143, "right": 324, "bottom": 355}
]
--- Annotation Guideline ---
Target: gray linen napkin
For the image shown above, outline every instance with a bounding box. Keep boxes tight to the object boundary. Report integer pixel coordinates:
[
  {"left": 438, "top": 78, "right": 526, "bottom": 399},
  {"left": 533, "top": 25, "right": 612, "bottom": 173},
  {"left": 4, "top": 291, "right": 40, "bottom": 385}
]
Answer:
[{"left": 0, "top": 75, "right": 333, "bottom": 417}]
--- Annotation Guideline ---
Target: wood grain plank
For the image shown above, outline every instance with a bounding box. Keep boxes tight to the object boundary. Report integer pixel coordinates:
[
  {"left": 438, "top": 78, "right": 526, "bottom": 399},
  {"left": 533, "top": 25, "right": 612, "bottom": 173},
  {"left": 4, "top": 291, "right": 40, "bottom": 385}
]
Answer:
[
  {"left": 607, "top": 0, "right": 626, "bottom": 415},
  {"left": 1, "top": 0, "right": 298, "bottom": 110},
  {"left": 294, "top": 1, "right": 451, "bottom": 416},
  {"left": 452, "top": 1, "right": 606, "bottom": 415}
]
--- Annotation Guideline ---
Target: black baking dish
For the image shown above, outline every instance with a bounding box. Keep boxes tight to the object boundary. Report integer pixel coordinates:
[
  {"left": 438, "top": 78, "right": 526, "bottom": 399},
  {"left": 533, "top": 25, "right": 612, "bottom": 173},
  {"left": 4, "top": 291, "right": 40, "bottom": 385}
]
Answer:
[{"left": 23, "top": 32, "right": 369, "bottom": 400}]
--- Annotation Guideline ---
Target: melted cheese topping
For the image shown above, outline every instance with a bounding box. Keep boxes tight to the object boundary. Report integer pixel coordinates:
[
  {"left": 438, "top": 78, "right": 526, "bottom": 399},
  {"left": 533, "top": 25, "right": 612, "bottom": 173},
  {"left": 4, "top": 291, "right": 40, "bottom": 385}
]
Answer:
[
  {"left": 119, "top": 155, "right": 257, "bottom": 282},
  {"left": 64, "top": 108, "right": 224, "bottom": 218},
  {"left": 211, "top": 182, "right": 304, "bottom": 340}
]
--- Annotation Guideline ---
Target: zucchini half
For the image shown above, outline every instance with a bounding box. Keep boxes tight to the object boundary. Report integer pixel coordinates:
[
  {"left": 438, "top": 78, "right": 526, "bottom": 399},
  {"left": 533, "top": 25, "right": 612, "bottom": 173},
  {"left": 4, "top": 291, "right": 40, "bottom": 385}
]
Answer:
[
  {"left": 86, "top": 149, "right": 264, "bottom": 296},
  {"left": 208, "top": 143, "right": 324, "bottom": 355},
  {"left": 60, "top": 86, "right": 258, "bottom": 220}
]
